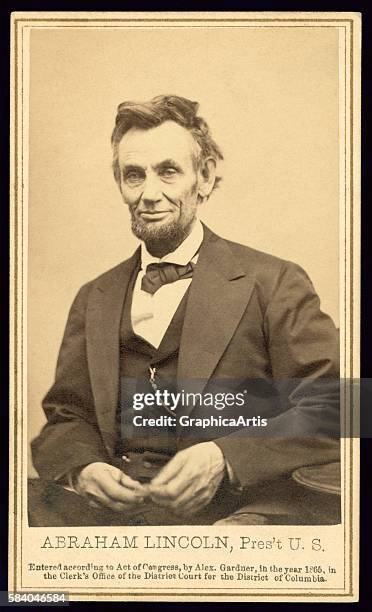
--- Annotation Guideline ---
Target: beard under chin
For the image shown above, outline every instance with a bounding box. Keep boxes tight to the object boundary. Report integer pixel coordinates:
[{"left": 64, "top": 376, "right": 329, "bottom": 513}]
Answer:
[{"left": 131, "top": 215, "right": 195, "bottom": 257}]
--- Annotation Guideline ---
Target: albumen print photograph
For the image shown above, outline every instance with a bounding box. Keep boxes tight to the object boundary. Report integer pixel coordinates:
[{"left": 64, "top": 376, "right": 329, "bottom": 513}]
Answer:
[{"left": 10, "top": 12, "right": 360, "bottom": 602}]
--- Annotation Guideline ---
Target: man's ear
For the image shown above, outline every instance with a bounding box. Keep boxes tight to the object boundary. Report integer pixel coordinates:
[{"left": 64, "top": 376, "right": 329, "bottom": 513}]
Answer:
[{"left": 198, "top": 157, "right": 217, "bottom": 200}]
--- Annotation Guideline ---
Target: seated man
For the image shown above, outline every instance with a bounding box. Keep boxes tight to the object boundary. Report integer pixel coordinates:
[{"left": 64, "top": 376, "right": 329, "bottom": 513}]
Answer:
[{"left": 29, "top": 95, "right": 340, "bottom": 526}]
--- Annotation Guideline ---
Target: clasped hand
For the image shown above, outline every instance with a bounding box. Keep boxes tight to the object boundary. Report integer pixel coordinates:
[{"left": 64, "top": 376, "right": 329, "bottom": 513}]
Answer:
[
  {"left": 75, "top": 442, "right": 225, "bottom": 516},
  {"left": 145, "top": 442, "right": 225, "bottom": 515}
]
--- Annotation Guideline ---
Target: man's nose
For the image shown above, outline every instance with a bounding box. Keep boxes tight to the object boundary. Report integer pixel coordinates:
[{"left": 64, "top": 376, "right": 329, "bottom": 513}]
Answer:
[{"left": 142, "top": 176, "right": 163, "bottom": 204}]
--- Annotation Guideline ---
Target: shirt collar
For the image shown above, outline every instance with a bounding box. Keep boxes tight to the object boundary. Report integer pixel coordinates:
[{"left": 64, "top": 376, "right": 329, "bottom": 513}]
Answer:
[{"left": 140, "top": 219, "right": 204, "bottom": 269}]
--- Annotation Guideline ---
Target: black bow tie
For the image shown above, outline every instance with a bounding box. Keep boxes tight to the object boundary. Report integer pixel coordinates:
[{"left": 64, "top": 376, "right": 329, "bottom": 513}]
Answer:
[{"left": 141, "top": 261, "right": 195, "bottom": 295}]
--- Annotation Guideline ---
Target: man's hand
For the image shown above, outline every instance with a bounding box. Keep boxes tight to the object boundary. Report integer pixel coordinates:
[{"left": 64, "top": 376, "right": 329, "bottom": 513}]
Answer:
[
  {"left": 146, "top": 442, "right": 226, "bottom": 516},
  {"left": 74, "top": 462, "right": 147, "bottom": 512}
]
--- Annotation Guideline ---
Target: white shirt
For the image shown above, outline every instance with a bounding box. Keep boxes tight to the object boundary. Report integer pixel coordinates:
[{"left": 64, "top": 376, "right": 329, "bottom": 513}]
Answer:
[{"left": 131, "top": 219, "right": 204, "bottom": 348}]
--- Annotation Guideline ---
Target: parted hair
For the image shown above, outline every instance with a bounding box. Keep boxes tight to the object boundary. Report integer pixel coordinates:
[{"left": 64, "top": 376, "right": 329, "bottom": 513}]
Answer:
[{"left": 111, "top": 95, "right": 223, "bottom": 190}]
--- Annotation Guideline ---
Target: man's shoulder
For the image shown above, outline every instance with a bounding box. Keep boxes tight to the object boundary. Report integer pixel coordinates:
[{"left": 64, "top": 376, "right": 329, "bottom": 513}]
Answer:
[
  {"left": 224, "top": 236, "right": 286, "bottom": 269},
  {"left": 73, "top": 251, "right": 139, "bottom": 301},
  {"left": 211, "top": 230, "right": 301, "bottom": 278},
  {"left": 207, "top": 229, "right": 312, "bottom": 300},
  {"left": 90, "top": 255, "right": 138, "bottom": 286}
]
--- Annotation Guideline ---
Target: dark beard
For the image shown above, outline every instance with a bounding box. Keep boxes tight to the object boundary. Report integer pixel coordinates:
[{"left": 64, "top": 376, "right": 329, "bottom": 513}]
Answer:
[{"left": 131, "top": 215, "right": 195, "bottom": 258}]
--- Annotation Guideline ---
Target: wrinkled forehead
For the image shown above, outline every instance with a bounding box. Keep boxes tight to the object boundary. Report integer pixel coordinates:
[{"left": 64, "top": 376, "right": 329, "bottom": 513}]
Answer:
[{"left": 117, "top": 120, "right": 199, "bottom": 168}]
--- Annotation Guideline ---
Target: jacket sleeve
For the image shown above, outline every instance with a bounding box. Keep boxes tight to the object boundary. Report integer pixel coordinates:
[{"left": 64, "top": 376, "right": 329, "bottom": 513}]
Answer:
[
  {"left": 31, "top": 284, "right": 110, "bottom": 481},
  {"left": 214, "top": 261, "right": 340, "bottom": 488}
]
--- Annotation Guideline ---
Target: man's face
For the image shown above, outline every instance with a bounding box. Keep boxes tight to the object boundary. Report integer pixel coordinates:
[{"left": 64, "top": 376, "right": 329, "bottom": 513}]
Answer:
[{"left": 117, "top": 121, "right": 202, "bottom": 254}]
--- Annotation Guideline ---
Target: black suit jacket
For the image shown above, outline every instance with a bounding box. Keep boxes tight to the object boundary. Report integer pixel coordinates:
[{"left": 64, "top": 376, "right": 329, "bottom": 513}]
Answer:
[{"left": 31, "top": 225, "right": 340, "bottom": 488}]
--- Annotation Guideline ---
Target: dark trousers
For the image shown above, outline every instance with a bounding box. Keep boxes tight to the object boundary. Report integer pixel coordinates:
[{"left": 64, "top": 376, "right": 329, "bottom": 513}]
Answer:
[{"left": 28, "top": 477, "right": 341, "bottom": 527}]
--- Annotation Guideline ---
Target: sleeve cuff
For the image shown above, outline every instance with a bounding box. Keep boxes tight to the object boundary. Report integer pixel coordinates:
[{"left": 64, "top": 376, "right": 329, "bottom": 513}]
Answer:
[
  {"left": 225, "top": 459, "right": 244, "bottom": 494},
  {"left": 56, "top": 465, "right": 88, "bottom": 493},
  {"left": 211, "top": 442, "right": 243, "bottom": 494}
]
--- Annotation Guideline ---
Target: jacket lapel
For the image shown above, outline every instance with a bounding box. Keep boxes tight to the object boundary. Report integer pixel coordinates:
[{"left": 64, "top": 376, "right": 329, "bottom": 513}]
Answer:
[
  {"left": 86, "top": 250, "right": 140, "bottom": 456},
  {"left": 177, "top": 227, "right": 255, "bottom": 412}
]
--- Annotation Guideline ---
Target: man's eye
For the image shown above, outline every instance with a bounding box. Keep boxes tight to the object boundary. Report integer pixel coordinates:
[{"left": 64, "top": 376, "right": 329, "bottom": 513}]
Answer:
[
  {"left": 125, "top": 172, "right": 144, "bottom": 184},
  {"left": 159, "top": 168, "right": 178, "bottom": 178}
]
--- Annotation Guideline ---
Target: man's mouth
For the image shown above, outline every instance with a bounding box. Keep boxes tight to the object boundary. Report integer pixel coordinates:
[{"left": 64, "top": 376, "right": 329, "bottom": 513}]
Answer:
[{"left": 139, "top": 211, "right": 172, "bottom": 221}]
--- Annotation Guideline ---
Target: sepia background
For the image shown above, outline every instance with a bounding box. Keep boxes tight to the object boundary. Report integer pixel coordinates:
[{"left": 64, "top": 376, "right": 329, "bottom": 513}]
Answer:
[{"left": 28, "top": 26, "right": 340, "bottom": 474}]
